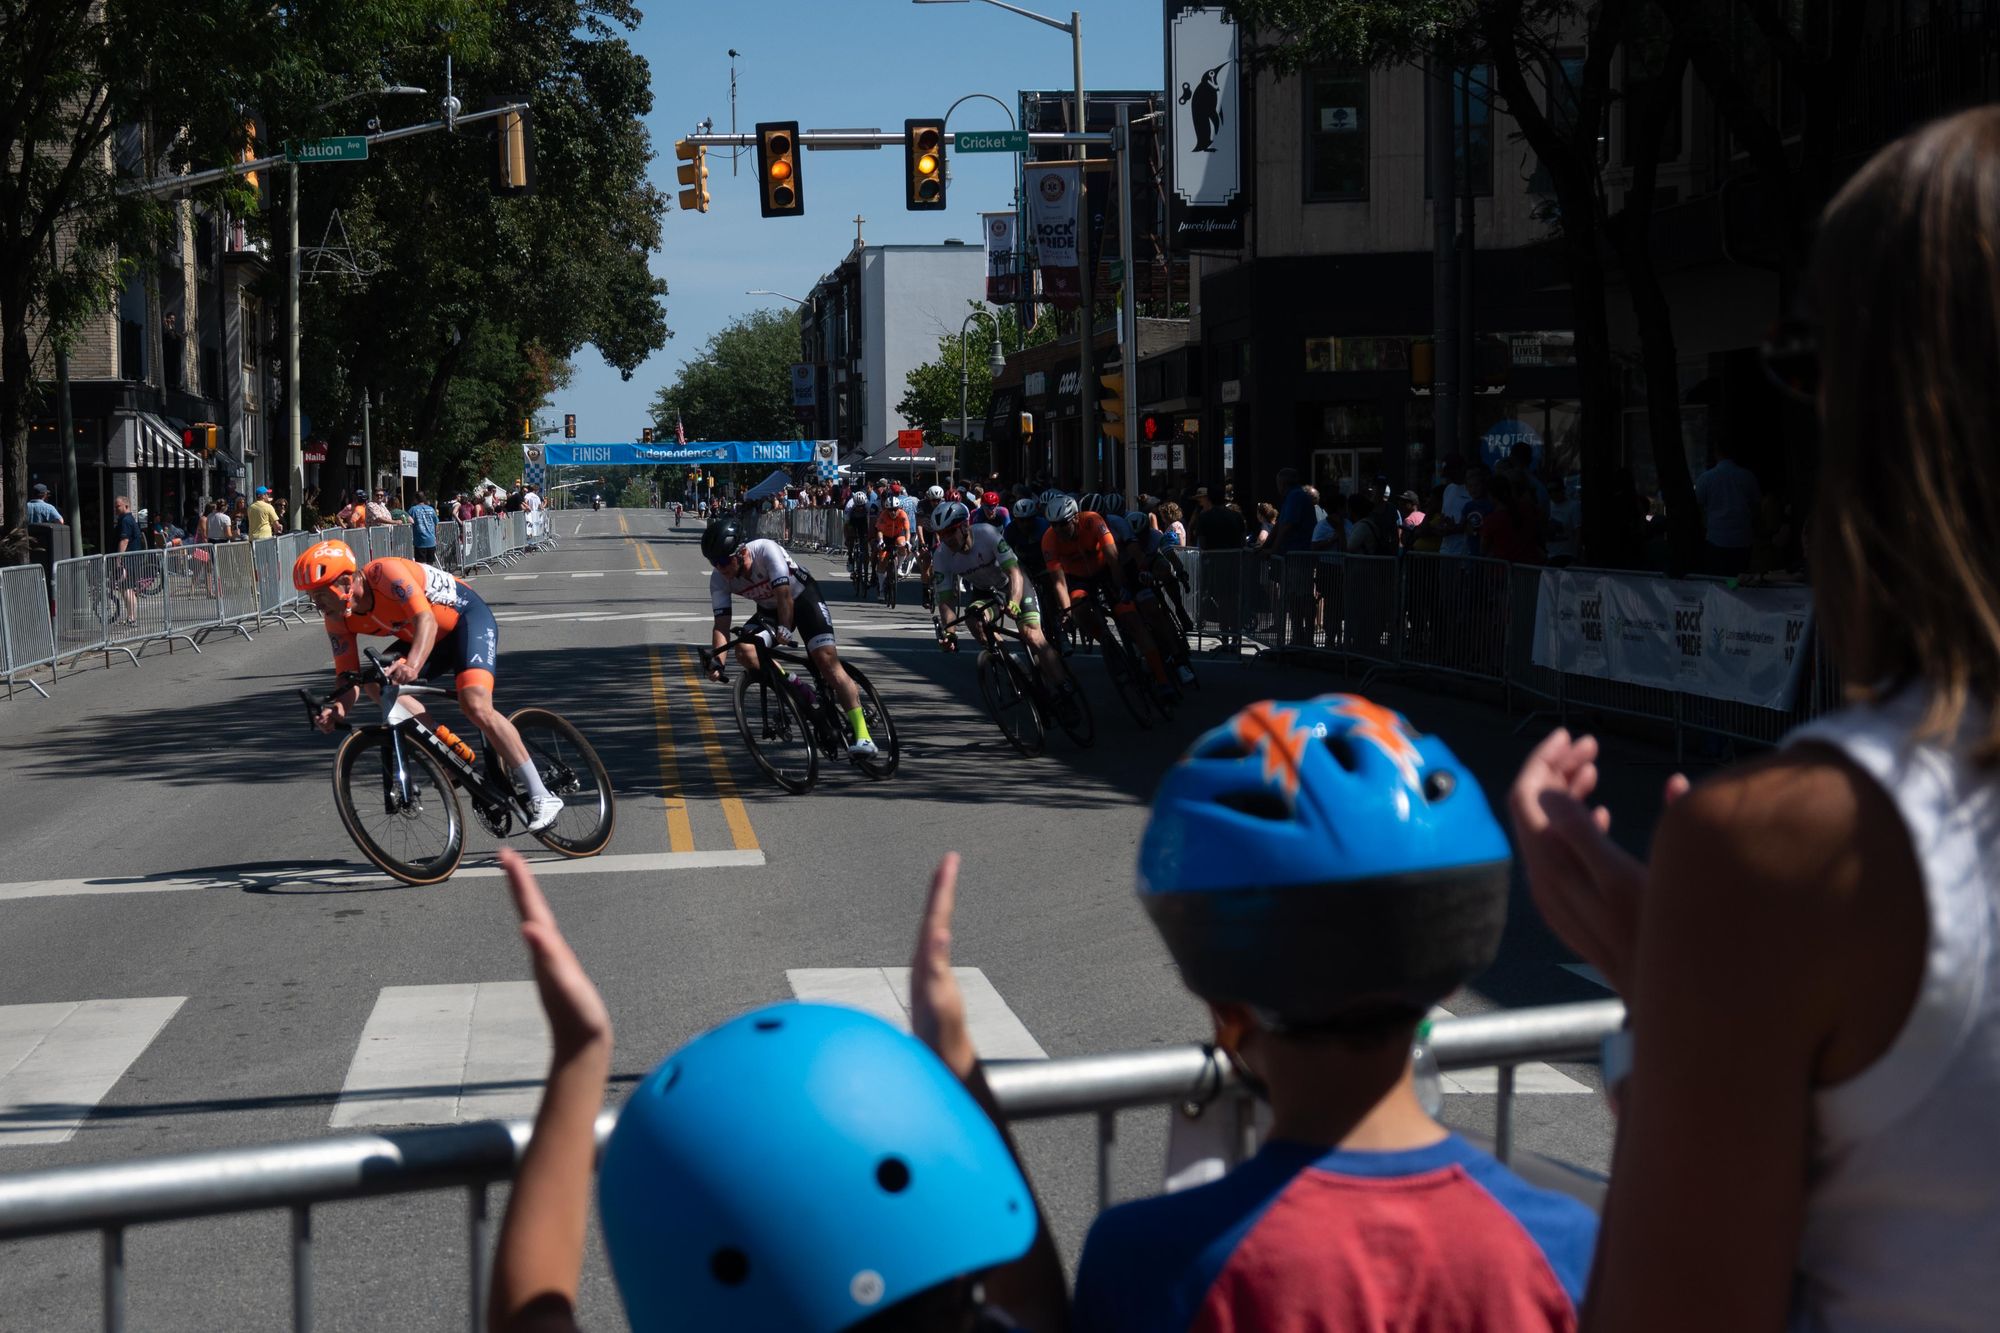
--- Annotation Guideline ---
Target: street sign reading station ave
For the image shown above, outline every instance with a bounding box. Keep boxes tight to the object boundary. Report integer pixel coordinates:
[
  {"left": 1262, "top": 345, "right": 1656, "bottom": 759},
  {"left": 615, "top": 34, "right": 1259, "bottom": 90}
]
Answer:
[
  {"left": 286, "top": 136, "right": 369, "bottom": 164},
  {"left": 955, "top": 130, "right": 1028, "bottom": 154}
]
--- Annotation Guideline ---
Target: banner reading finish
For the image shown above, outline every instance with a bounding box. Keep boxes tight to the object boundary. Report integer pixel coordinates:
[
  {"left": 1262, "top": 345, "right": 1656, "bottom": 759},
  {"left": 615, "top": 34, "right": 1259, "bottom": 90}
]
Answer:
[{"left": 1026, "top": 163, "right": 1082, "bottom": 307}]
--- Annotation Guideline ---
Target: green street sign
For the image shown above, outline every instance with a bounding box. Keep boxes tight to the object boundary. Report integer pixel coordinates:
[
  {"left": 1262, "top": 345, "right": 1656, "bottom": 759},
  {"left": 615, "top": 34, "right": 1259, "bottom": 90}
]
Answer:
[
  {"left": 955, "top": 130, "right": 1028, "bottom": 154},
  {"left": 1108, "top": 260, "right": 1126, "bottom": 285},
  {"left": 286, "top": 136, "right": 369, "bottom": 164}
]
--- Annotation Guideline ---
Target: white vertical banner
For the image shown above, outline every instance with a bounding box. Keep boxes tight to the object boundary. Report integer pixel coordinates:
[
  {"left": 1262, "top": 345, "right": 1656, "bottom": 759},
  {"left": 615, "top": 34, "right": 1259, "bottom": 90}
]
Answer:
[
  {"left": 1164, "top": 3, "right": 1246, "bottom": 249},
  {"left": 399, "top": 449, "right": 420, "bottom": 479},
  {"left": 1026, "top": 163, "right": 1082, "bottom": 307},
  {"left": 983, "top": 211, "right": 1019, "bottom": 303}
]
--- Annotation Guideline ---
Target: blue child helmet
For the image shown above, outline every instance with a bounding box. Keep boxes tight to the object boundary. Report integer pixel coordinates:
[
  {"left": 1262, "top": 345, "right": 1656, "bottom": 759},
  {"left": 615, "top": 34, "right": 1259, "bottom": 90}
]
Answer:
[
  {"left": 1138, "top": 694, "right": 1512, "bottom": 1025},
  {"left": 598, "top": 1002, "right": 1038, "bottom": 1331}
]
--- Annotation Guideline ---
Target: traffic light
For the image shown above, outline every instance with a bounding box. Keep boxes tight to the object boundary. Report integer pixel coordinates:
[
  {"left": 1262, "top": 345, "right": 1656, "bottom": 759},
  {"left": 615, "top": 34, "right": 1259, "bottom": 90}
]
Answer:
[
  {"left": 754, "top": 121, "right": 803, "bottom": 219},
  {"left": 493, "top": 100, "right": 536, "bottom": 196},
  {"left": 564, "top": 413, "right": 577, "bottom": 440},
  {"left": 642, "top": 426, "right": 655, "bottom": 443},
  {"left": 182, "top": 423, "right": 219, "bottom": 453},
  {"left": 903, "top": 118, "right": 946, "bottom": 211},
  {"left": 522, "top": 418, "right": 533, "bottom": 440},
  {"left": 242, "top": 122, "right": 260, "bottom": 195},
  {"left": 1140, "top": 413, "right": 1164, "bottom": 443},
  {"left": 675, "top": 139, "right": 710, "bottom": 214},
  {"left": 1099, "top": 371, "right": 1125, "bottom": 442}
]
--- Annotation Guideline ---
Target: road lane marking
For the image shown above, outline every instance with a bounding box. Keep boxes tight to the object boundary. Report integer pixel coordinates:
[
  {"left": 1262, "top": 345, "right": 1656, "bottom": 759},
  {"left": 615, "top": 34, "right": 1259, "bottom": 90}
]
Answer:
[
  {"left": 647, "top": 645, "right": 696, "bottom": 853},
  {"left": 0, "top": 997, "right": 186, "bottom": 1146},
  {"left": 503, "top": 574, "right": 540, "bottom": 581},
  {"left": 0, "top": 850, "right": 766, "bottom": 902},
  {"left": 330, "top": 983, "right": 547, "bottom": 1127},
  {"left": 635, "top": 569, "right": 668, "bottom": 576},
  {"left": 573, "top": 521, "right": 583, "bottom": 535},
  {"left": 785, "top": 968, "right": 1046, "bottom": 1060},
  {"left": 1428, "top": 1004, "right": 1594, "bottom": 1095},
  {"left": 570, "top": 572, "right": 604, "bottom": 579},
  {"left": 673, "top": 647, "right": 759, "bottom": 852}
]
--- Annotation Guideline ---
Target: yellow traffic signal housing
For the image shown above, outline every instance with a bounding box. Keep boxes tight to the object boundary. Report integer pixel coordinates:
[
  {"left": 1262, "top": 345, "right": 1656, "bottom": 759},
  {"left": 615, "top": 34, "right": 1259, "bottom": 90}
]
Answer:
[
  {"left": 494, "top": 104, "right": 536, "bottom": 195},
  {"left": 675, "top": 139, "right": 710, "bottom": 214},
  {"left": 564, "top": 413, "right": 577, "bottom": 440},
  {"left": 755, "top": 122, "right": 803, "bottom": 219},
  {"left": 1099, "top": 372, "right": 1125, "bottom": 442},
  {"left": 904, "top": 119, "right": 946, "bottom": 211},
  {"left": 522, "top": 418, "right": 533, "bottom": 440},
  {"left": 241, "top": 122, "right": 261, "bottom": 195},
  {"left": 642, "top": 426, "right": 655, "bottom": 443}
]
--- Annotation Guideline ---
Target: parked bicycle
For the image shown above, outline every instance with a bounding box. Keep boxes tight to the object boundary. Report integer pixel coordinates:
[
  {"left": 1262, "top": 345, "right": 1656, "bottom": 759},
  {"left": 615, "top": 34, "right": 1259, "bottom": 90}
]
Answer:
[
  {"left": 942, "top": 592, "right": 1095, "bottom": 755},
  {"left": 701, "top": 625, "right": 899, "bottom": 794},
  {"left": 299, "top": 647, "right": 615, "bottom": 885}
]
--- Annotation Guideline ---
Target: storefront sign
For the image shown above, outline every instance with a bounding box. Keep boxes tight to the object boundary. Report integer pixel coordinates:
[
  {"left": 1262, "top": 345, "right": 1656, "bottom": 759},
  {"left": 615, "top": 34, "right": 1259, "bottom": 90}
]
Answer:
[
  {"left": 1222, "top": 436, "right": 1235, "bottom": 469},
  {"left": 1024, "top": 371, "right": 1048, "bottom": 398},
  {"left": 302, "top": 441, "right": 328, "bottom": 464},
  {"left": 1532, "top": 570, "right": 1814, "bottom": 710},
  {"left": 1151, "top": 445, "right": 1169, "bottom": 470},
  {"left": 1163, "top": 3, "right": 1247, "bottom": 252},
  {"left": 1219, "top": 378, "right": 1241, "bottom": 403},
  {"left": 1026, "top": 163, "right": 1082, "bottom": 305},
  {"left": 1172, "top": 444, "right": 1186, "bottom": 468}
]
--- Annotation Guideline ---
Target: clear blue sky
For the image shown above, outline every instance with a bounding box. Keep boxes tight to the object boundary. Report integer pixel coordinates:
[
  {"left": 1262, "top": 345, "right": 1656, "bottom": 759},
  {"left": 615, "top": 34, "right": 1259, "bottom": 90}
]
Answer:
[{"left": 561, "top": 0, "right": 1170, "bottom": 439}]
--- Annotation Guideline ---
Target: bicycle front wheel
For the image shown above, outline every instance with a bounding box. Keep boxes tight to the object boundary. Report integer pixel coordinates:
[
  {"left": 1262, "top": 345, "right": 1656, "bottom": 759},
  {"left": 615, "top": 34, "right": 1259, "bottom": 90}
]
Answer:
[
  {"left": 733, "top": 671, "right": 818, "bottom": 793},
  {"left": 979, "top": 648, "right": 1046, "bottom": 757},
  {"left": 1100, "top": 634, "right": 1156, "bottom": 729},
  {"left": 509, "top": 707, "right": 616, "bottom": 857},
  {"left": 333, "top": 731, "right": 465, "bottom": 885},
  {"left": 841, "top": 662, "right": 900, "bottom": 779},
  {"left": 1038, "top": 659, "right": 1096, "bottom": 748}
]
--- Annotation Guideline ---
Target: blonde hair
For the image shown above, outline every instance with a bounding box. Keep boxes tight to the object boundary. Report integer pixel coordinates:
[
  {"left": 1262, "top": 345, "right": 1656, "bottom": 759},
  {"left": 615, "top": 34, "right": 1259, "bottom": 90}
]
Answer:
[{"left": 1811, "top": 107, "right": 2000, "bottom": 759}]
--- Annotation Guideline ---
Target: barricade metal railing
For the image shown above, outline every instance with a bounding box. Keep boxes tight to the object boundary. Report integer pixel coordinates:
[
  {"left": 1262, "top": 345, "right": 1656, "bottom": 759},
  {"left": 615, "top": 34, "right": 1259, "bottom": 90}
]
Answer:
[
  {"left": 0, "top": 563, "right": 58, "bottom": 698},
  {"left": 0, "top": 1000, "right": 1621, "bottom": 1333},
  {"left": 10, "top": 519, "right": 537, "bottom": 702}
]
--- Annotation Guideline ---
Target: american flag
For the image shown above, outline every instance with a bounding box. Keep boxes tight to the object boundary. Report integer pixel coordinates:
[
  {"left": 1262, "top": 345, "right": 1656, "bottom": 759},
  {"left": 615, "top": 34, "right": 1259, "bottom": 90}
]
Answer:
[{"left": 675, "top": 413, "right": 687, "bottom": 447}]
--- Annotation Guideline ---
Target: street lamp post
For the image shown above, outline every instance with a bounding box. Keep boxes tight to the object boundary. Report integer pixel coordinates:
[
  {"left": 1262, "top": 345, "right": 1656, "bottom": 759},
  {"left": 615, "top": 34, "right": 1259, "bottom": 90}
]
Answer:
[
  {"left": 914, "top": 0, "right": 1090, "bottom": 487},
  {"left": 960, "top": 309, "right": 1009, "bottom": 487}
]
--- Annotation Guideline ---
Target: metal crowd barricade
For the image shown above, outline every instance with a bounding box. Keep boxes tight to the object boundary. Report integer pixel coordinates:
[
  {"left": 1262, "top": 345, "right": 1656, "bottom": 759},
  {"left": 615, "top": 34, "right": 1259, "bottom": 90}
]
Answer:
[
  {"left": 0, "top": 563, "right": 58, "bottom": 698},
  {"left": 0, "top": 1000, "right": 1621, "bottom": 1333},
  {"left": 1337, "top": 555, "right": 1401, "bottom": 666},
  {"left": 1395, "top": 551, "right": 1511, "bottom": 684}
]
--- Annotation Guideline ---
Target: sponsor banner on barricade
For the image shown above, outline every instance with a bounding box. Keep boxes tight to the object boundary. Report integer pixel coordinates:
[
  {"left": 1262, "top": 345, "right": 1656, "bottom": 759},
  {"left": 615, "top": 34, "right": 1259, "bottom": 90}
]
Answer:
[{"left": 1532, "top": 568, "right": 1814, "bottom": 710}]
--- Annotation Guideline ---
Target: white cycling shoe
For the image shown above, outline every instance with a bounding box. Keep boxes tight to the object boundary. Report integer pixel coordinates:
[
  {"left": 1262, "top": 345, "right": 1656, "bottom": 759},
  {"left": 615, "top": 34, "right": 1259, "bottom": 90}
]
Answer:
[
  {"left": 527, "top": 793, "right": 565, "bottom": 832},
  {"left": 847, "top": 738, "right": 880, "bottom": 760}
]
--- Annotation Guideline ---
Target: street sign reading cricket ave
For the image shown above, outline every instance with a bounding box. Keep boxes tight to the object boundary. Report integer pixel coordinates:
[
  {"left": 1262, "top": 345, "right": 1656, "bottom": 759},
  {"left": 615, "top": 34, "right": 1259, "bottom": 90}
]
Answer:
[
  {"left": 955, "top": 130, "right": 1029, "bottom": 154},
  {"left": 286, "top": 136, "right": 370, "bottom": 164}
]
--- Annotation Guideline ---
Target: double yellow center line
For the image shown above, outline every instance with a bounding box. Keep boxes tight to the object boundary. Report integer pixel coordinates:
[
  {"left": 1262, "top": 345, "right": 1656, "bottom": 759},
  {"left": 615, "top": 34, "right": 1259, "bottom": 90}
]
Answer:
[{"left": 631, "top": 516, "right": 755, "bottom": 854}]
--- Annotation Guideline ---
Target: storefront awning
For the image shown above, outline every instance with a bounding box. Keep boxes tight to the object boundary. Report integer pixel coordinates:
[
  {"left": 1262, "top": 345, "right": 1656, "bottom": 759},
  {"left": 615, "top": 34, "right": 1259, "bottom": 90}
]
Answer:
[
  {"left": 110, "top": 412, "right": 204, "bottom": 471},
  {"left": 206, "top": 445, "right": 247, "bottom": 480}
]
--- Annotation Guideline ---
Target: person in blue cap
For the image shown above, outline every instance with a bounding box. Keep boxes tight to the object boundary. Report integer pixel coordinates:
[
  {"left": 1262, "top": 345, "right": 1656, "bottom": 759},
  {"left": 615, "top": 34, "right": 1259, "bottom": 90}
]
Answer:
[
  {"left": 485, "top": 847, "right": 1066, "bottom": 1332},
  {"left": 1069, "top": 694, "right": 1597, "bottom": 1332}
]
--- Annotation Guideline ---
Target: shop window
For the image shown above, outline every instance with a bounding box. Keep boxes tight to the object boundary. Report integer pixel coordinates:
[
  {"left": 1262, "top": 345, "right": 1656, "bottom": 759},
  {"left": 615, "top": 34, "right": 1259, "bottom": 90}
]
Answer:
[
  {"left": 1305, "top": 68, "right": 1368, "bottom": 202},
  {"left": 1305, "top": 336, "right": 1409, "bottom": 373},
  {"left": 1425, "top": 64, "right": 1494, "bottom": 198}
]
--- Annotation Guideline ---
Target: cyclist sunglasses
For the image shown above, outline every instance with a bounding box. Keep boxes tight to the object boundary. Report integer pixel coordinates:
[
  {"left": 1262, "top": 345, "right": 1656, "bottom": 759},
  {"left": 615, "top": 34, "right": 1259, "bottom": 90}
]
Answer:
[{"left": 1759, "top": 315, "right": 1818, "bottom": 406}]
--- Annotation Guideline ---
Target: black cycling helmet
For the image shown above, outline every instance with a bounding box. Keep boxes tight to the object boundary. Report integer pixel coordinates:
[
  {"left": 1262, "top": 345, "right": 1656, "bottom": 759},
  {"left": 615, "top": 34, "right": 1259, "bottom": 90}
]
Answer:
[{"left": 701, "top": 516, "right": 746, "bottom": 566}]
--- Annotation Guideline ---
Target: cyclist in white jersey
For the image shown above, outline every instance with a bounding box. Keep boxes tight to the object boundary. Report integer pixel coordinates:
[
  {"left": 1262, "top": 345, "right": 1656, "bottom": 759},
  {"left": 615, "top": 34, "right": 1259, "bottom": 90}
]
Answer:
[
  {"left": 929, "top": 501, "right": 1072, "bottom": 691},
  {"left": 700, "top": 518, "right": 878, "bottom": 757}
]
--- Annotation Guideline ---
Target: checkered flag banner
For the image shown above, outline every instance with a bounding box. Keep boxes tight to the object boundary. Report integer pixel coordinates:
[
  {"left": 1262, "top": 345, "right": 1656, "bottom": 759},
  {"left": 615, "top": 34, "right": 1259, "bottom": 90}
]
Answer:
[
  {"left": 813, "top": 440, "right": 839, "bottom": 482},
  {"left": 523, "top": 443, "right": 546, "bottom": 489}
]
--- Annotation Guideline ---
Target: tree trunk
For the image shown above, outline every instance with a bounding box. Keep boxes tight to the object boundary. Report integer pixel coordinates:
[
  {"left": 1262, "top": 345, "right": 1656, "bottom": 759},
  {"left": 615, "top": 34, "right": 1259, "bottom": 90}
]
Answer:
[
  {"left": 1, "top": 296, "right": 32, "bottom": 565},
  {"left": 1613, "top": 44, "right": 1701, "bottom": 574}
]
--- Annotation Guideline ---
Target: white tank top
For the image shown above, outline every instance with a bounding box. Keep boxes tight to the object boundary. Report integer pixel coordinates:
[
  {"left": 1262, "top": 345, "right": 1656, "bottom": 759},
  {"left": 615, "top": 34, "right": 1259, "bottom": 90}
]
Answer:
[{"left": 1786, "top": 691, "right": 2000, "bottom": 1331}]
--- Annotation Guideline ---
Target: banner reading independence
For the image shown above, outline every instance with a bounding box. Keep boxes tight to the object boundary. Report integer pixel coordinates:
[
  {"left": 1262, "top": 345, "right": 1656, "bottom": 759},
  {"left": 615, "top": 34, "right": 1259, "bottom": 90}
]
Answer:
[
  {"left": 1532, "top": 569, "right": 1815, "bottom": 711},
  {"left": 1026, "top": 163, "right": 1082, "bottom": 306},
  {"left": 539, "top": 441, "right": 828, "bottom": 467}
]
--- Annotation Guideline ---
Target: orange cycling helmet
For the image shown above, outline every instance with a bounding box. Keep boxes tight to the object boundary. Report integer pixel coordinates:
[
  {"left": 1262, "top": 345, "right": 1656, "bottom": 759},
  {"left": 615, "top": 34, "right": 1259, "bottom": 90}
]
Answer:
[{"left": 292, "top": 539, "right": 357, "bottom": 592}]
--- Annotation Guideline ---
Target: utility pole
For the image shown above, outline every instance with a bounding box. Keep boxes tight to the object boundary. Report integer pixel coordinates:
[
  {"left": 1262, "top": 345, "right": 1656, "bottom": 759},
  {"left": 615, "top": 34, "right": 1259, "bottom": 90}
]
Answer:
[
  {"left": 1115, "top": 101, "right": 1140, "bottom": 508},
  {"left": 1427, "top": 54, "right": 1460, "bottom": 484},
  {"left": 286, "top": 161, "right": 303, "bottom": 519},
  {"left": 1072, "top": 12, "right": 1096, "bottom": 493}
]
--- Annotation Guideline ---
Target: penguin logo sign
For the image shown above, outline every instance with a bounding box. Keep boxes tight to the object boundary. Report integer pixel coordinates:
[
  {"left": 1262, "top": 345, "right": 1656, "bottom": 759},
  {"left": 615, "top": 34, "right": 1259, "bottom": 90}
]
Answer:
[
  {"left": 523, "top": 445, "right": 545, "bottom": 465},
  {"left": 1168, "top": 6, "right": 1241, "bottom": 208}
]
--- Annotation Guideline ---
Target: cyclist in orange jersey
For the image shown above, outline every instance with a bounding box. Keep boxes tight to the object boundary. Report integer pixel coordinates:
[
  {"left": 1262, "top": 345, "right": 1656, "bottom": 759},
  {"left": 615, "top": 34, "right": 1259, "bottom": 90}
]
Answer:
[{"left": 1039, "top": 494, "right": 1174, "bottom": 700}]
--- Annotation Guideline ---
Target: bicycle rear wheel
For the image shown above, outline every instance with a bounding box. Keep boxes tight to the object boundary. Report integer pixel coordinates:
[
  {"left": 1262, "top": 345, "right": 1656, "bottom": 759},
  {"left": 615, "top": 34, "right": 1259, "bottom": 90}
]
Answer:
[
  {"left": 841, "top": 662, "right": 900, "bottom": 779},
  {"left": 1099, "top": 631, "right": 1155, "bottom": 728},
  {"left": 333, "top": 731, "right": 464, "bottom": 885},
  {"left": 734, "top": 670, "right": 818, "bottom": 793},
  {"left": 1037, "top": 660, "right": 1096, "bottom": 747},
  {"left": 509, "top": 707, "right": 616, "bottom": 857},
  {"left": 979, "top": 648, "right": 1046, "bottom": 756}
]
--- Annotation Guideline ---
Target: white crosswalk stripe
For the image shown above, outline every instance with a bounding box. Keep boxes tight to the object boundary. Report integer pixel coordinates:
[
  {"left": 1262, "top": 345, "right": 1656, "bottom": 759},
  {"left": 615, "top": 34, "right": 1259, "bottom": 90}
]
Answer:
[
  {"left": 785, "top": 967, "right": 1047, "bottom": 1060},
  {"left": 330, "top": 983, "right": 549, "bottom": 1128},
  {"left": 1429, "top": 1004, "right": 1594, "bottom": 1095},
  {"left": 0, "top": 997, "right": 185, "bottom": 1146}
]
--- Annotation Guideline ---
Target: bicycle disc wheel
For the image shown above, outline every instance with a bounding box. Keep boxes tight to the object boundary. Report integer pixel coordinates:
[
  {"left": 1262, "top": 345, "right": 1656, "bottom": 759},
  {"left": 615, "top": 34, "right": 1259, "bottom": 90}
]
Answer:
[
  {"left": 841, "top": 662, "right": 900, "bottom": 779},
  {"left": 508, "top": 707, "right": 616, "bottom": 857},
  {"left": 978, "top": 649, "right": 1046, "bottom": 757},
  {"left": 1100, "top": 635, "right": 1156, "bottom": 728},
  {"left": 333, "top": 731, "right": 464, "bottom": 885},
  {"left": 733, "top": 671, "right": 818, "bottom": 793}
]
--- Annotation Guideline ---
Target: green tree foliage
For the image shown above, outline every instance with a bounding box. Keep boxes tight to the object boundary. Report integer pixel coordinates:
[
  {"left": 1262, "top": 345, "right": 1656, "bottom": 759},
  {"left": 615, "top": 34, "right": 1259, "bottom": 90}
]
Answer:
[
  {"left": 897, "top": 303, "right": 1055, "bottom": 479},
  {"left": 293, "top": 0, "right": 670, "bottom": 500},
  {"left": 649, "top": 308, "right": 801, "bottom": 444}
]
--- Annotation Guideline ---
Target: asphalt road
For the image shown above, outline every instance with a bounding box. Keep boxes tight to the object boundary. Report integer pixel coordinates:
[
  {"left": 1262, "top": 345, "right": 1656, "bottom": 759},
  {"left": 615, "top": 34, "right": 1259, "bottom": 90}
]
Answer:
[{"left": 0, "top": 509, "right": 1670, "bottom": 1331}]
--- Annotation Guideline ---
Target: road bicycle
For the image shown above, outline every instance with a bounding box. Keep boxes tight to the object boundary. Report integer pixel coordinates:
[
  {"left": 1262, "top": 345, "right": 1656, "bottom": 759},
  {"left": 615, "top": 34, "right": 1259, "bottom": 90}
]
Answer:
[
  {"left": 701, "top": 625, "right": 899, "bottom": 795},
  {"left": 942, "top": 593, "right": 1096, "bottom": 755},
  {"left": 876, "top": 542, "right": 911, "bottom": 610},
  {"left": 847, "top": 536, "right": 874, "bottom": 600},
  {"left": 299, "top": 647, "right": 615, "bottom": 885},
  {"left": 1060, "top": 590, "right": 1175, "bottom": 728}
]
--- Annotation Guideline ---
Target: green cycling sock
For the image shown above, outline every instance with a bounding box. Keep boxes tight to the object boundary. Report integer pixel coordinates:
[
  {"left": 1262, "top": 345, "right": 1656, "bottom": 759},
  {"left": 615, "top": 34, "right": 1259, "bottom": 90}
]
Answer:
[{"left": 846, "top": 706, "right": 871, "bottom": 743}]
